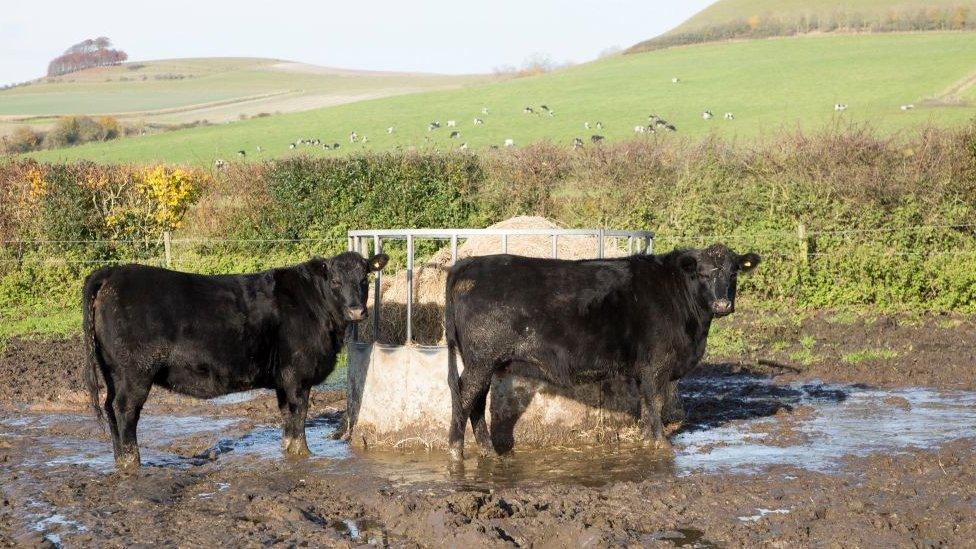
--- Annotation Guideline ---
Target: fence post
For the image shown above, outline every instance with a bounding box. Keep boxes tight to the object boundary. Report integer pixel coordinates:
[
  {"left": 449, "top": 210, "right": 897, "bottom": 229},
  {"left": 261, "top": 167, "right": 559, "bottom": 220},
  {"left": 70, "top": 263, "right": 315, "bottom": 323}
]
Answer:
[{"left": 163, "top": 231, "right": 172, "bottom": 269}]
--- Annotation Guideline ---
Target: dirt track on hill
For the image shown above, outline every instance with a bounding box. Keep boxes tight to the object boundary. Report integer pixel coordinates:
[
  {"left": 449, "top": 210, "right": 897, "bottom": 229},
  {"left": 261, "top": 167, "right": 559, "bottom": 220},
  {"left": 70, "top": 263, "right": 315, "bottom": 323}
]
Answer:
[{"left": 0, "top": 312, "right": 974, "bottom": 547}]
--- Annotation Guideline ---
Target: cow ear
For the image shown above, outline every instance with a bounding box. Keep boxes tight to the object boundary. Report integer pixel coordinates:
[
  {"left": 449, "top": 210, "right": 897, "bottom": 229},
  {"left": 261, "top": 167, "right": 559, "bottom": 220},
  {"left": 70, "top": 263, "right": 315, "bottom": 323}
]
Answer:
[
  {"left": 368, "top": 254, "right": 389, "bottom": 272},
  {"left": 738, "top": 252, "right": 760, "bottom": 272},
  {"left": 678, "top": 252, "right": 698, "bottom": 275}
]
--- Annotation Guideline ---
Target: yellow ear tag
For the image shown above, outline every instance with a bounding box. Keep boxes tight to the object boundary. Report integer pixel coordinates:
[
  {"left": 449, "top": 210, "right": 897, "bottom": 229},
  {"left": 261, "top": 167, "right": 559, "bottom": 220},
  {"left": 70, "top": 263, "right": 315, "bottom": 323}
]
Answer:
[{"left": 743, "top": 261, "right": 752, "bottom": 268}]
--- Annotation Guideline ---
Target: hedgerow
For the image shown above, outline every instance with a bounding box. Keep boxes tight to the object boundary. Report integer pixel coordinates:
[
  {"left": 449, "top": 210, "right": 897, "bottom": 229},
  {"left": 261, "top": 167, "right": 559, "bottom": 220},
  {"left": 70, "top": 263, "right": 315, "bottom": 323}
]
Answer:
[{"left": 2, "top": 123, "right": 975, "bottom": 339}]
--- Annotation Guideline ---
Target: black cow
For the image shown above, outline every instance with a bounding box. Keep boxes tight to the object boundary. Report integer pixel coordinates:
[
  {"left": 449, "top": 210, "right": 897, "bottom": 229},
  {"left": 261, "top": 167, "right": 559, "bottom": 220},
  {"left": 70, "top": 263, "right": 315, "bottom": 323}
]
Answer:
[
  {"left": 82, "top": 252, "right": 388, "bottom": 469},
  {"left": 445, "top": 244, "right": 759, "bottom": 460}
]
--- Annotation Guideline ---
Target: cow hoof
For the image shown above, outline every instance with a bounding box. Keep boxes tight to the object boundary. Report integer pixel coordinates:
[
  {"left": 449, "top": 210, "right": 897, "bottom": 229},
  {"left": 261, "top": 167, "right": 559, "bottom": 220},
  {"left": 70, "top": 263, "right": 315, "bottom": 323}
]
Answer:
[
  {"left": 649, "top": 438, "right": 673, "bottom": 453},
  {"left": 449, "top": 446, "right": 464, "bottom": 462},
  {"left": 115, "top": 452, "right": 140, "bottom": 471},
  {"left": 283, "top": 437, "right": 312, "bottom": 458}
]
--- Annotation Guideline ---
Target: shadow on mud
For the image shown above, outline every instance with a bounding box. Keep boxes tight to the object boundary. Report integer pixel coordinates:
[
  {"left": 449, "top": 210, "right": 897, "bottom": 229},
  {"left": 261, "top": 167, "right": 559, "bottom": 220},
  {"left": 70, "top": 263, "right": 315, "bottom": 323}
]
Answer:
[{"left": 677, "top": 372, "right": 849, "bottom": 433}]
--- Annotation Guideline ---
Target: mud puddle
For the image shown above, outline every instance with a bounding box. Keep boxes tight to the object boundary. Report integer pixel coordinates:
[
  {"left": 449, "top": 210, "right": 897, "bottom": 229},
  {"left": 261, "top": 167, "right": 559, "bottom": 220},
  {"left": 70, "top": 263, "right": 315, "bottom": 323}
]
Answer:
[{"left": 4, "top": 377, "right": 975, "bottom": 488}]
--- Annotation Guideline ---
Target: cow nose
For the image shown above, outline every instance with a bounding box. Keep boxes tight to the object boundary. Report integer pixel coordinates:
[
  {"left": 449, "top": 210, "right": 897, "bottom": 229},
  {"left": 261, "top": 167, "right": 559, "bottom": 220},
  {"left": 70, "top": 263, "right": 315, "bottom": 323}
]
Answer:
[
  {"left": 711, "top": 299, "right": 733, "bottom": 315},
  {"left": 346, "top": 307, "right": 367, "bottom": 321}
]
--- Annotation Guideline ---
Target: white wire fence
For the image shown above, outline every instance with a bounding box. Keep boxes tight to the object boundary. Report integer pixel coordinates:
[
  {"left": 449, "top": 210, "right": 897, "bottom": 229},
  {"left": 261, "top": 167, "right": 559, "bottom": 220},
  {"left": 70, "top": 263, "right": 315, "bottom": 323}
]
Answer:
[{"left": 1, "top": 223, "right": 975, "bottom": 267}]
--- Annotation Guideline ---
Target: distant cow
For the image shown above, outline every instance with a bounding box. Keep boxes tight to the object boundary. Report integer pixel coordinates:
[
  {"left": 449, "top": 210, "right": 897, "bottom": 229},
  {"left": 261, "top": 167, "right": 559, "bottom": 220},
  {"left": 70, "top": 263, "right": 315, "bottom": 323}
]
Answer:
[
  {"left": 428, "top": 122, "right": 441, "bottom": 131},
  {"left": 701, "top": 110, "right": 713, "bottom": 120},
  {"left": 445, "top": 244, "right": 760, "bottom": 460},
  {"left": 387, "top": 126, "right": 395, "bottom": 134},
  {"left": 349, "top": 132, "right": 358, "bottom": 143},
  {"left": 83, "top": 253, "right": 389, "bottom": 469},
  {"left": 572, "top": 137, "right": 584, "bottom": 148},
  {"left": 523, "top": 106, "right": 534, "bottom": 114},
  {"left": 504, "top": 138, "right": 515, "bottom": 147},
  {"left": 450, "top": 130, "right": 461, "bottom": 139},
  {"left": 473, "top": 118, "right": 484, "bottom": 125},
  {"left": 447, "top": 120, "right": 457, "bottom": 127},
  {"left": 900, "top": 104, "right": 915, "bottom": 111},
  {"left": 834, "top": 104, "right": 848, "bottom": 112},
  {"left": 634, "top": 125, "right": 646, "bottom": 134},
  {"left": 672, "top": 77, "right": 680, "bottom": 83},
  {"left": 590, "top": 134, "right": 604, "bottom": 143},
  {"left": 724, "top": 112, "right": 735, "bottom": 120}
]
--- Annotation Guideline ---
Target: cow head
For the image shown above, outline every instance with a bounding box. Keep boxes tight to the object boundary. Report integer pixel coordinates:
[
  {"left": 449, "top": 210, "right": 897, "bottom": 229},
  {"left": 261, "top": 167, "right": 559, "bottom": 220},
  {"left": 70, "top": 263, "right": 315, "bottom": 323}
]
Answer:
[
  {"left": 324, "top": 252, "right": 389, "bottom": 322},
  {"left": 678, "top": 244, "right": 760, "bottom": 317}
]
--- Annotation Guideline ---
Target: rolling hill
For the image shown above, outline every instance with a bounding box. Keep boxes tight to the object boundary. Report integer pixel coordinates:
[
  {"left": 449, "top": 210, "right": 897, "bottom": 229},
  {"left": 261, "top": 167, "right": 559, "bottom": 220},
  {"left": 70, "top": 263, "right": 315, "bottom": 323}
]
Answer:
[
  {"left": 24, "top": 32, "right": 976, "bottom": 165},
  {"left": 0, "top": 57, "right": 488, "bottom": 135},
  {"left": 629, "top": 0, "right": 976, "bottom": 53}
]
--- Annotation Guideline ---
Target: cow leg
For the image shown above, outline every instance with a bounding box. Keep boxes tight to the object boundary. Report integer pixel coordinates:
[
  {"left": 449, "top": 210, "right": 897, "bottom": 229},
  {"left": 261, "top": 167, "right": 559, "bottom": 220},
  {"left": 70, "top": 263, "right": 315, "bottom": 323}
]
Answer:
[
  {"left": 448, "top": 364, "right": 494, "bottom": 461},
  {"left": 277, "top": 386, "right": 311, "bottom": 458},
  {"left": 638, "top": 367, "right": 673, "bottom": 452},
  {"left": 110, "top": 378, "right": 151, "bottom": 470},
  {"left": 469, "top": 385, "right": 494, "bottom": 457},
  {"left": 102, "top": 379, "right": 122, "bottom": 459}
]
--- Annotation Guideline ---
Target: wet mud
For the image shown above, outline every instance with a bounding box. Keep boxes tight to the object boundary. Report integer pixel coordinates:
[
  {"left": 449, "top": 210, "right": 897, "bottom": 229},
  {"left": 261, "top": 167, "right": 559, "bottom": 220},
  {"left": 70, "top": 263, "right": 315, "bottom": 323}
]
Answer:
[{"left": 1, "top": 311, "right": 975, "bottom": 547}]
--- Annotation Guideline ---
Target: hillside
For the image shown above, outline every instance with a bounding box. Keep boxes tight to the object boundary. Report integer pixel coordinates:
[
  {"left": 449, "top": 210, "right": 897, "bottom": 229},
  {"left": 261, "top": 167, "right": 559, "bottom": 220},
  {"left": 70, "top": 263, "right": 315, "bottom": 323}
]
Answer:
[
  {"left": 0, "top": 57, "right": 488, "bottom": 135},
  {"left": 25, "top": 32, "right": 976, "bottom": 165},
  {"left": 629, "top": 0, "right": 976, "bottom": 52}
]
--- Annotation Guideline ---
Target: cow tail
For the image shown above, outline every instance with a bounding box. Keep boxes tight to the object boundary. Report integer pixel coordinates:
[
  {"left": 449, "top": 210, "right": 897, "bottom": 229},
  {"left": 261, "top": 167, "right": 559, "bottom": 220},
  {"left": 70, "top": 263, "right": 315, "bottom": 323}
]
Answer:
[
  {"left": 445, "top": 278, "right": 461, "bottom": 402},
  {"left": 82, "top": 268, "right": 111, "bottom": 428}
]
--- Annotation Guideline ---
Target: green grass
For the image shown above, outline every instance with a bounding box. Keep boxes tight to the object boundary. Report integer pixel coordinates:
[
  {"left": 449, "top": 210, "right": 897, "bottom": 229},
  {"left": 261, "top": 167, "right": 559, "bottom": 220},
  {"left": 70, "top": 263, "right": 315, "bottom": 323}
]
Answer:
[
  {"left": 0, "top": 306, "right": 79, "bottom": 350},
  {"left": 25, "top": 32, "right": 976, "bottom": 165},
  {"left": 671, "top": 0, "right": 976, "bottom": 34},
  {"left": 841, "top": 348, "right": 900, "bottom": 363},
  {"left": 789, "top": 335, "right": 820, "bottom": 366},
  {"left": 707, "top": 324, "right": 750, "bottom": 358},
  {"left": 0, "top": 57, "right": 485, "bottom": 125}
]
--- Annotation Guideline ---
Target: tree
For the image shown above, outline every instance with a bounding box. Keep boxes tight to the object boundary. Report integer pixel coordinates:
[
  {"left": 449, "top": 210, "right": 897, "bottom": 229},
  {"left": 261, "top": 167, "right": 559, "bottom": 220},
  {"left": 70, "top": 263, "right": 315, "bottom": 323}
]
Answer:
[{"left": 47, "top": 37, "right": 128, "bottom": 77}]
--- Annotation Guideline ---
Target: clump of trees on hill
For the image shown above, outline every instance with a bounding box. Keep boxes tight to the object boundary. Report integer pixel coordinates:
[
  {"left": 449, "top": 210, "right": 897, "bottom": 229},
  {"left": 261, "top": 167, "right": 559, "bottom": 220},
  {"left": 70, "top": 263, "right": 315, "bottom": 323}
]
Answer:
[
  {"left": 47, "top": 37, "right": 128, "bottom": 77},
  {"left": 629, "top": 5, "right": 976, "bottom": 53}
]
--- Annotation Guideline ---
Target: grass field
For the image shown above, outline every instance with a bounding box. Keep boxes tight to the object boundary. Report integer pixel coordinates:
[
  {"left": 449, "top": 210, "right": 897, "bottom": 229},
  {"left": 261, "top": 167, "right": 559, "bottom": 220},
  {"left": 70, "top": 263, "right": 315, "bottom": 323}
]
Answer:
[
  {"left": 22, "top": 32, "right": 976, "bottom": 165},
  {"left": 0, "top": 57, "right": 487, "bottom": 133},
  {"left": 671, "top": 0, "right": 976, "bottom": 34}
]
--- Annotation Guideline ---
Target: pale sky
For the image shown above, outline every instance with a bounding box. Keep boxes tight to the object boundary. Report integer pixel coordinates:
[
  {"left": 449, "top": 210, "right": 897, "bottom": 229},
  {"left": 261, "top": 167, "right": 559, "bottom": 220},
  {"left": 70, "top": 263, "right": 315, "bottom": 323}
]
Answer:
[{"left": 1, "top": 0, "right": 714, "bottom": 85}]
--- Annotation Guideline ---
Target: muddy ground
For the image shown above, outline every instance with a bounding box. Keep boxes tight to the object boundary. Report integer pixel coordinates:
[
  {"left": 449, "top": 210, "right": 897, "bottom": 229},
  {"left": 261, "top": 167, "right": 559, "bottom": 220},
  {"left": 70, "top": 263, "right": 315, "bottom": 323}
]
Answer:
[{"left": 0, "top": 311, "right": 974, "bottom": 547}]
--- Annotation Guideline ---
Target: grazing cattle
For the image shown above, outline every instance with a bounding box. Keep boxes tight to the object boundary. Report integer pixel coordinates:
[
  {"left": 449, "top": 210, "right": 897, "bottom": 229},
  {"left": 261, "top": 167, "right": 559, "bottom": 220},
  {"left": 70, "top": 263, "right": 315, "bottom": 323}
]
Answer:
[
  {"left": 349, "top": 132, "right": 358, "bottom": 143},
  {"left": 572, "top": 137, "right": 584, "bottom": 149},
  {"left": 634, "top": 125, "right": 646, "bottom": 134},
  {"left": 548, "top": 110, "right": 555, "bottom": 117},
  {"left": 900, "top": 104, "right": 915, "bottom": 111},
  {"left": 83, "top": 253, "right": 389, "bottom": 469},
  {"left": 590, "top": 134, "right": 604, "bottom": 143},
  {"left": 323, "top": 144, "right": 332, "bottom": 150},
  {"left": 651, "top": 116, "right": 677, "bottom": 132},
  {"left": 444, "top": 244, "right": 760, "bottom": 460},
  {"left": 289, "top": 143, "right": 296, "bottom": 149},
  {"left": 237, "top": 150, "right": 246, "bottom": 157},
  {"left": 213, "top": 159, "right": 226, "bottom": 169},
  {"left": 473, "top": 118, "right": 484, "bottom": 125},
  {"left": 596, "top": 121, "right": 604, "bottom": 130},
  {"left": 361, "top": 136, "right": 369, "bottom": 144},
  {"left": 724, "top": 112, "right": 735, "bottom": 120},
  {"left": 450, "top": 130, "right": 461, "bottom": 139},
  {"left": 256, "top": 146, "right": 263, "bottom": 153},
  {"left": 702, "top": 110, "right": 714, "bottom": 120},
  {"left": 447, "top": 120, "right": 457, "bottom": 127},
  {"left": 387, "top": 126, "right": 395, "bottom": 134},
  {"left": 332, "top": 143, "right": 341, "bottom": 150},
  {"left": 523, "top": 106, "right": 534, "bottom": 114},
  {"left": 540, "top": 105, "right": 550, "bottom": 112},
  {"left": 504, "top": 138, "right": 515, "bottom": 147},
  {"left": 834, "top": 104, "right": 848, "bottom": 112},
  {"left": 428, "top": 122, "right": 441, "bottom": 131},
  {"left": 458, "top": 142, "right": 468, "bottom": 150},
  {"left": 584, "top": 122, "right": 591, "bottom": 130},
  {"left": 482, "top": 107, "right": 490, "bottom": 115},
  {"left": 672, "top": 77, "right": 680, "bottom": 83}
]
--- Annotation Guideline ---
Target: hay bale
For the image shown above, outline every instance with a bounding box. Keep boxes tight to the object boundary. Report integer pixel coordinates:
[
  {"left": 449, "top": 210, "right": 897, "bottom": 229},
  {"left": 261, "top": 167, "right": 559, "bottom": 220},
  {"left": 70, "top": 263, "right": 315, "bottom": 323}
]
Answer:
[{"left": 360, "top": 216, "right": 626, "bottom": 345}]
